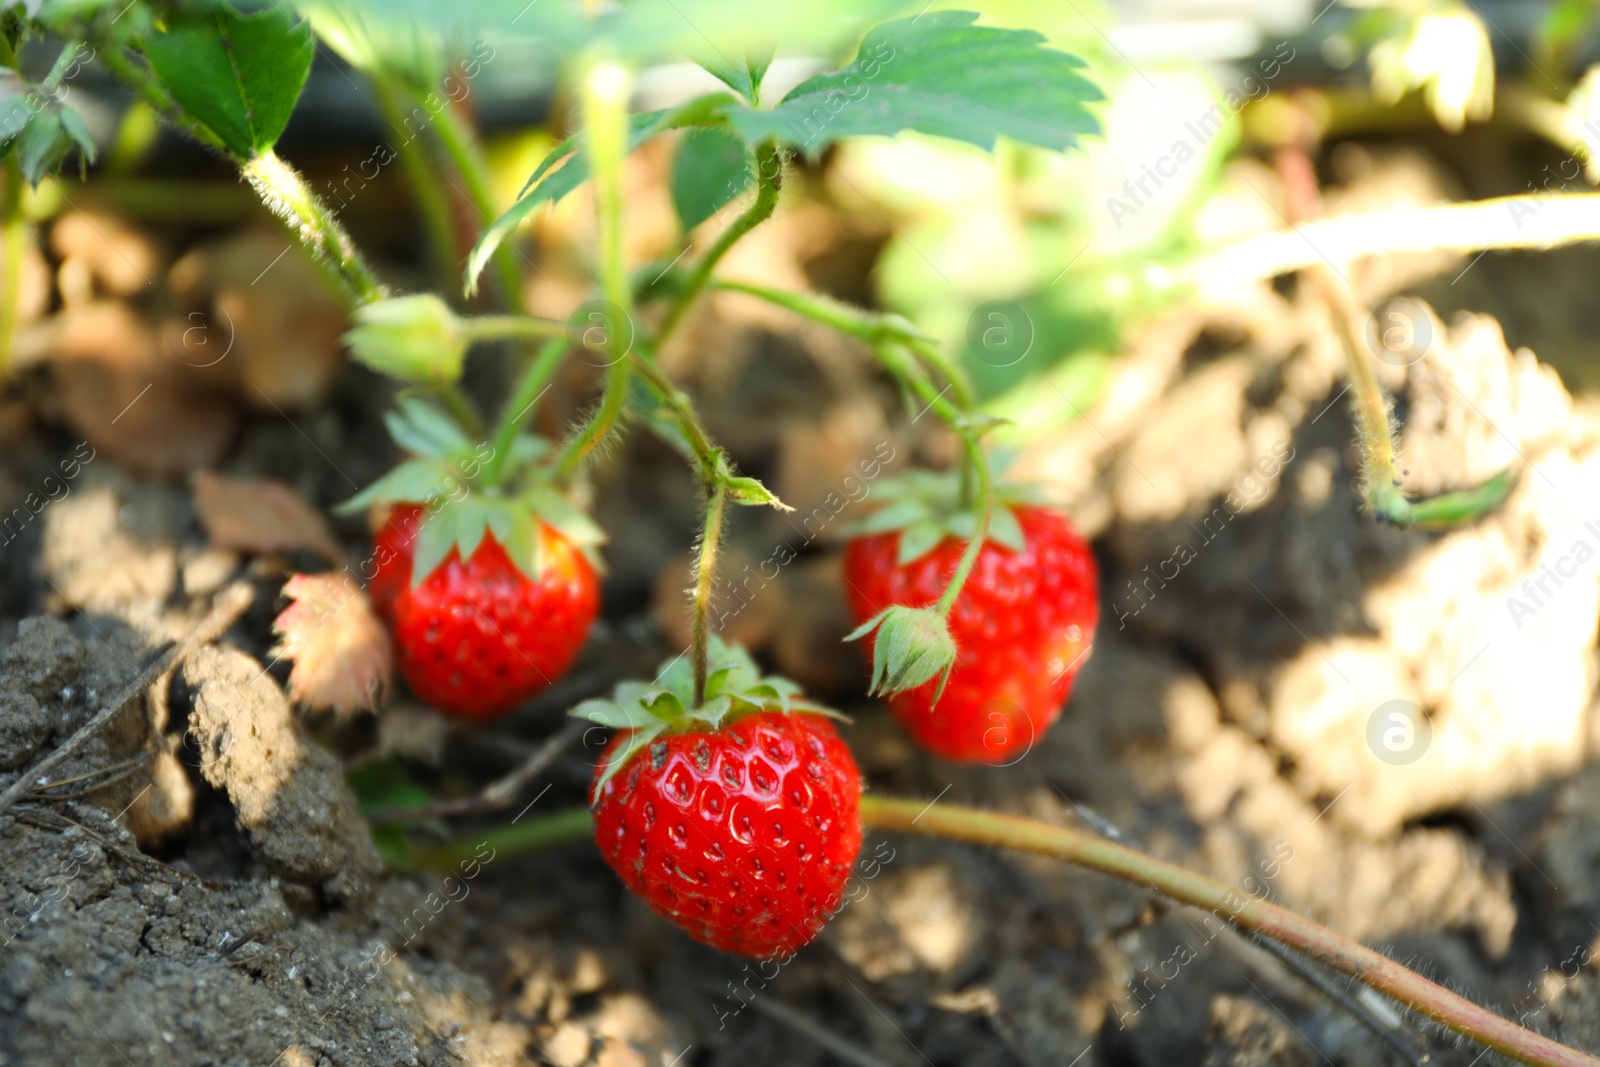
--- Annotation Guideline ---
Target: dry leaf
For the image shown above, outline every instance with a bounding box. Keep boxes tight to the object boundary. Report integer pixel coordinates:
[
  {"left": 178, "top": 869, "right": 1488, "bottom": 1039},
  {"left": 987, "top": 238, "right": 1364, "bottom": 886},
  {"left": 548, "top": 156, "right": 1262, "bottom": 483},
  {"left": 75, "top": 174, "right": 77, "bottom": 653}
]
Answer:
[
  {"left": 34, "top": 302, "right": 241, "bottom": 476},
  {"left": 167, "top": 228, "right": 348, "bottom": 409},
  {"left": 272, "top": 572, "right": 392, "bottom": 716},
  {"left": 194, "top": 471, "right": 344, "bottom": 563},
  {"left": 50, "top": 210, "right": 163, "bottom": 297}
]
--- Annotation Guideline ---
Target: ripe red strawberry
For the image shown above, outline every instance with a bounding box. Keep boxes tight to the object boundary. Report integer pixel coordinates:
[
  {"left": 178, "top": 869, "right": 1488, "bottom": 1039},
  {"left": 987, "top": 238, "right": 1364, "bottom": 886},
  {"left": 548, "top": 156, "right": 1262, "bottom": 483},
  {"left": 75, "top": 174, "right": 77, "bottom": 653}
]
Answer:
[
  {"left": 843, "top": 476, "right": 1097, "bottom": 762},
  {"left": 579, "top": 641, "right": 862, "bottom": 959},
  {"left": 342, "top": 398, "right": 605, "bottom": 720},
  {"left": 369, "top": 503, "right": 599, "bottom": 719}
]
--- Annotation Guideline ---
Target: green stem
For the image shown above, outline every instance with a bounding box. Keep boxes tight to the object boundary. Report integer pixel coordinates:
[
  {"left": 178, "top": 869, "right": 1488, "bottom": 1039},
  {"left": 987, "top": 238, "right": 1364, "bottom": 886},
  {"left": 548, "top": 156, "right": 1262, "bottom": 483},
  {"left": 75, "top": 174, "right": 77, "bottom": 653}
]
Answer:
[
  {"left": 629, "top": 346, "right": 719, "bottom": 469},
  {"left": 101, "top": 43, "right": 384, "bottom": 308},
  {"left": 655, "top": 139, "right": 782, "bottom": 348},
  {"left": 371, "top": 76, "right": 459, "bottom": 294},
  {"left": 436, "top": 383, "right": 485, "bottom": 439},
  {"left": 691, "top": 466, "right": 727, "bottom": 707},
  {"left": 240, "top": 150, "right": 387, "bottom": 307},
  {"left": 483, "top": 337, "right": 567, "bottom": 488},
  {"left": 466, "top": 314, "right": 569, "bottom": 343},
  {"left": 0, "top": 157, "right": 23, "bottom": 380},
  {"left": 935, "top": 435, "right": 992, "bottom": 615},
  {"left": 907, "top": 336, "right": 976, "bottom": 411},
  {"left": 418, "top": 797, "right": 1600, "bottom": 1067},
  {"left": 872, "top": 342, "right": 993, "bottom": 615},
  {"left": 554, "top": 62, "right": 634, "bottom": 481},
  {"left": 431, "top": 97, "right": 525, "bottom": 310},
  {"left": 1312, "top": 241, "right": 1512, "bottom": 528},
  {"left": 860, "top": 796, "right": 1599, "bottom": 1067},
  {"left": 410, "top": 806, "right": 593, "bottom": 871}
]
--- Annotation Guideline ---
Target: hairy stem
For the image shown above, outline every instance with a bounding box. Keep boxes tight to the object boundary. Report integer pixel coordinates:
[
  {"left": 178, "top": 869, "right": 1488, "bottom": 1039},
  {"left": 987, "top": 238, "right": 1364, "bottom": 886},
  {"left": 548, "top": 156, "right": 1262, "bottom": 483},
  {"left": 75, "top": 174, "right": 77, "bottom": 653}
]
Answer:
[
  {"left": 1274, "top": 146, "right": 1511, "bottom": 528},
  {"left": 371, "top": 76, "right": 459, "bottom": 293},
  {"left": 416, "top": 796, "right": 1600, "bottom": 1067},
  {"left": 935, "top": 435, "right": 992, "bottom": 615},
  {"left": 655, "top": 139, "right": 782, "bottom": 348},
  {"left": 860, "top": 796, "right": 1599, "bottom": 1067},
  {"left": 0, "top": 158, "right": 23, "bottom": 380},
  {"left": 628, "top": 346, "right": 720, "bottom": 469},
  {"left": 691, "top": 467, "right": 727, "bottom": 707},
  {"left": 431, "top": 97, "right": 525, "bottom": 309},
  {"left": 907, "top": 336, "right": 976, "bottom": 410},
  {"left": 554, "top": 62, "right": 633, "bottom": 481},
  {"left": 466, "top": 314, "right": 569, "bottom": 343},
  {"left": 483, "top": 337, "right": 567, "bottom": 488},
  {"left": 241, "top": 150, "right": 386, "bottom": 306}
]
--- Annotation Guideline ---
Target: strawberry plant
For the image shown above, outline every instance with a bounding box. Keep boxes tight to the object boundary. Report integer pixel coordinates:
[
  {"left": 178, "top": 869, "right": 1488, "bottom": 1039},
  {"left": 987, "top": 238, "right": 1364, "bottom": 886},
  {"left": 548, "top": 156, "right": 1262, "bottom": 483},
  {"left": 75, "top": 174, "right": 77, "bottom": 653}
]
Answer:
[{"left": 2, "top": 3, "right": 1592, "bottom": 1066}]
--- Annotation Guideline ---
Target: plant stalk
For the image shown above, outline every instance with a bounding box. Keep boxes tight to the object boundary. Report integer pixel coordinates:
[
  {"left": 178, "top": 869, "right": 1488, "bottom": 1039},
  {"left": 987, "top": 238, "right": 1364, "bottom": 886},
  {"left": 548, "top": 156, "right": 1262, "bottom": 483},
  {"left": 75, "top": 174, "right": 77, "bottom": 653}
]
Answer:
[
  {"left": 655, "top": 139, "right": 782, "bottom": 348},
  {"left": 935, "top": 435, "right": 993, "bottom": 614},
  {"left": 483, "top": 337, "right": 567, "bottom": 488},
  {"left": 0, "top": 157, "right": 23, "bottom": 380},
  {"left": 691, "top": 465, "right": 727, "bottom": 707},
  {"left": 241, "top": 150, "right": 387, "bottom": 306},
  {"left": 430, "top": 96, "right": 525, "bottom": 309},
  {"left": 860, "top": 796, "right": 1600, "bottom": 1067},
  {"left": 554, "top": 61, "right": 634, "bottom": 480},
  {"left": 371, "top": 76, "right": 460, "bottom": 293},
  {"left": 413, "top": 796, "right": 1600, "bottom": 1067}
]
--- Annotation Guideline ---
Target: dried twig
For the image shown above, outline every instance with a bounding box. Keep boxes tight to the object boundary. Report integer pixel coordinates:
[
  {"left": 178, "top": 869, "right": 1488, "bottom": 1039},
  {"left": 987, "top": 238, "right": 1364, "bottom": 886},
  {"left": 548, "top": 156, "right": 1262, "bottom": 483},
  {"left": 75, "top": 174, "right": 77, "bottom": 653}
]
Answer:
[
  {"left": 365, "top": 719, "right": 585, "bottom": 824},
  {"left": 0, "top": 581, "right": 254, "bottom": 823},
  {"left": 28, "top": 752, "right": 155, "bottom": 801}
]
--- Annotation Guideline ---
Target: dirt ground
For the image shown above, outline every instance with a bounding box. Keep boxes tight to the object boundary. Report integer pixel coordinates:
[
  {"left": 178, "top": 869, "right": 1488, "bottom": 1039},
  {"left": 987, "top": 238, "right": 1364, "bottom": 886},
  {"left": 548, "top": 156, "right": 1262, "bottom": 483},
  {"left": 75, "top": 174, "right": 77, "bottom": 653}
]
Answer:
[{"left": 7, "top": 138, "right": 1600, "bottom": 1067}]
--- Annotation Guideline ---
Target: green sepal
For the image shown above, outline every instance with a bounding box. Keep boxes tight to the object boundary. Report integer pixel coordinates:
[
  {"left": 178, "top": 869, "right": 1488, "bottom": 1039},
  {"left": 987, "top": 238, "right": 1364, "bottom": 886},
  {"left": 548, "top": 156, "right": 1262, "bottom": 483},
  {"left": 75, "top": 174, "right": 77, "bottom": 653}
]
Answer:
[
  {"left": 573, "top": 637, "right": 842, "bottom": 793},
  {"left": 522, "top": 483, "right": 607, "bottom": 574},
  {"left": 335, "top": 457, "right": 460, "bottom": 515},
  {"left": 724, "top": 473, "right": 790, "bottom": 511},
  {"left": 846, "top": 467, "right": 1041, "bottom": 565},
  {"left": 845, "top": 604, "right": 956, "bottom": 704},
  {"left": 343, "top": 396, "right": 604, "bottom": 587},
  {"left": 896, "top": 519, "right": 945, "bottom": 566},
  {"left": 383, "top": 396, "right": 473, "bottom": 459}
]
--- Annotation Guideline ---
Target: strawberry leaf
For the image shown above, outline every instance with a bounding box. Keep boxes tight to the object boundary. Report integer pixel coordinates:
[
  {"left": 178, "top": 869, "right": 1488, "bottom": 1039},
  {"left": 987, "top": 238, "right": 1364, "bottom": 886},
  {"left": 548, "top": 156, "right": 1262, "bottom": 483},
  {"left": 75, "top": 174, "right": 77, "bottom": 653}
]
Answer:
[
  {"left": 723, "top": 11, "right": 1100, "bottom": 159},
  {"left": 671, "top": 126, "right": 753, "bottom": 232},
  {"left": 143, "top": 3, "right": 314, "bottom": 157},
  {"left": 272, "top": 571, "right": 393, "bottom": 716},
  {"left": 193, "top": 471, "right": 344, "bottom": 563},
  {"left": 464, "top": 108, "right": 675, "bottom": 295}
]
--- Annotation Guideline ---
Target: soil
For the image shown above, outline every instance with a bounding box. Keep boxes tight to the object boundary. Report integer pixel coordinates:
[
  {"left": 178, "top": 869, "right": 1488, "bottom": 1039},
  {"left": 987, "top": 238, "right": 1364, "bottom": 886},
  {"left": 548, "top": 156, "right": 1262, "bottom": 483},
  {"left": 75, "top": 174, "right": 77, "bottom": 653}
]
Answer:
[{"left": 7, "top": 141, "right": 1600, "bottom": 1067}]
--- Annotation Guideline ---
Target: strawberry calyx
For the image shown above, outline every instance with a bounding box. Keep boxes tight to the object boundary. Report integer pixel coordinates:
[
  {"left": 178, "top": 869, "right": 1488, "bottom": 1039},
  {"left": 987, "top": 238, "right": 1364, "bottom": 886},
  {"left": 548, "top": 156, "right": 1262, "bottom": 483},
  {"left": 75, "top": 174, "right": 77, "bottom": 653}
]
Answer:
[
  {"left": 574, "top": 637, "right": 843, "bottom": 792},
  {"left": 845, "top": 604, "right": 957, "bottom": 703},
  {"left": 337, "top": 396, "right": 606, "bottom": 588},
  {"left": 844, "top": 466, "right": 1045, "bottom": 567}
]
